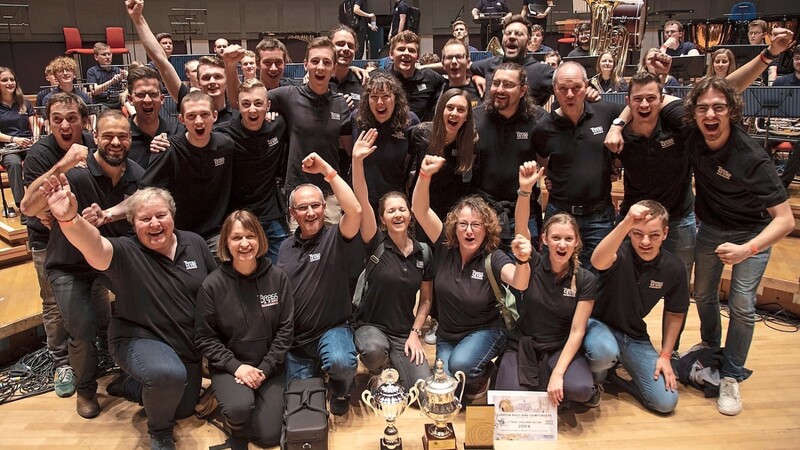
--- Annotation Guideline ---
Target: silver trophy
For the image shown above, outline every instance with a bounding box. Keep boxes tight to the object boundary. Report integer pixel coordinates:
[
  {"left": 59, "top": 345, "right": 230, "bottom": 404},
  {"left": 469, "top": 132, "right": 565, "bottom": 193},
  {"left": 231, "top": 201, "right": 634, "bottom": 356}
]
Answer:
[
  {"left": 414, "top": 359, "right": 466, "bottom": 450},
  {"left": 362, "top": 368, "right": 420, "bottom": 450}
]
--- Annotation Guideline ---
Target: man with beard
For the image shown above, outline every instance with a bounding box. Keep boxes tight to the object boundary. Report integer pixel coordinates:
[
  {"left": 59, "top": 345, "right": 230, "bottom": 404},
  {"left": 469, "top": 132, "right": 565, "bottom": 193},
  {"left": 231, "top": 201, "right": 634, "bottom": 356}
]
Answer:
[
  {"left": 216, "top": 78, "right": 289, "bottom": 262},
  {"left": 277, "top": 153, "right": 362, "bottom": 417},
  {"left": 386, "top": 31, "right": 445, "bottom": 122},
  {"left": 27, "top": 109, "right": 144, "bottom": 419},
  {"left": 567, "top": 23, "right": 591, "bottom": 57},
  {"left": 21, "top": 92, "right": 96, "bottom": 402},
  {"left": 125, "top": 66, "right": 181, "bottom": 169},
  {"left": 533, "top": 61, "right": 624, "bottom": 272},
  {"left": 472, "top": 63, "right": 545, "bottom": 247},
  {"left": 143, "top": 91, "right": 235, "bottom": 251},
  {"left": 469, "top": 15, "right": 554, "bottom": 106},
  {"left": 328, "top": 25, "right": 364, "bottom": 108},
  {"left": 126, "top": 0, "right": 234, "bottom": 125},
  {"left": 441, "top": 39, "right": 481, "bottom": 108}
]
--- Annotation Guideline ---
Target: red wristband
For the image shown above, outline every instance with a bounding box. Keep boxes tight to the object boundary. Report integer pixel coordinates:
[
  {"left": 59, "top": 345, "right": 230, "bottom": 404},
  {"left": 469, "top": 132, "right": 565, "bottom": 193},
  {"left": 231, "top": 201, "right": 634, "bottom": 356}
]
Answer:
[
  {"left": 324, "top": 170, "right": 338, "bottom": 183},
  {"left": 749, "top": 243, "right": 759, "bottom": 255},
  {"left": 419, "top": 171, "right": 430, "bottom": 178},
  {"left": 659, "top": 351, "right": 672, "bottom": 359}
]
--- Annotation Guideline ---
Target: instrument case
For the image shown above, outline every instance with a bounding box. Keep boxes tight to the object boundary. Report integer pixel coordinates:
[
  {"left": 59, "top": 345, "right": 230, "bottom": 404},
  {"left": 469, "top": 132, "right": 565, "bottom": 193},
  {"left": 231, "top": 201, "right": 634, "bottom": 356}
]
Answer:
[{"left": 282, "top": 377, "right": 329, "bottom": 450}]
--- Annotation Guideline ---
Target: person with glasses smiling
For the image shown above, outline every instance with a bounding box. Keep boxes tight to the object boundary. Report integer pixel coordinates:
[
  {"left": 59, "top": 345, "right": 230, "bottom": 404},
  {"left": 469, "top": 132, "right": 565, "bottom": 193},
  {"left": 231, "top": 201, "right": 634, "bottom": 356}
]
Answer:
[
  {"left": 124, "top": 66, "right": 181, "bottom": 169},
  {"left": 412, "top": 154, "right": 532, "bottom": 403}
]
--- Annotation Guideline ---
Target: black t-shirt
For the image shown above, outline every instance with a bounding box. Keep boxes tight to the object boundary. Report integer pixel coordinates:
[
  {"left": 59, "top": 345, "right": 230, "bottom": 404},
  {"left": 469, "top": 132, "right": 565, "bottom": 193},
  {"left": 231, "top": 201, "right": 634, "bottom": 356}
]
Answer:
[
  {"left": 773, "top": 73, "right": 800, "bottom": 86},
  {"left": 534, "top": 101, "right": 624, "bottom": 206},
  {"left": 42, "top": 87, "right": 91, "bottom": 107},
  {"left": 277, "top": 226, "right": 357, "bottom": 353},
  {"left": 686, "top": 126, "right": 788, "bottom": 231},
  {"left": 618, "top": 101, "right": 693, "bottom": 219},
  {"left": 433, "top": 235, "right": 511, "bottom": 341},
  {"left": 22, "top": 132, "right": 96, "bottom": 248},
  {"left": 105, "top": 230, "right": 217, "bottom": 362},
  {"left": 387, "top": 68, "right": 446, "bottom": 122},
  {"left": 352, "top": 111, "right": 419, "bottom": 209},
  {"left": 518, "top": 250, "right": 596, "bottom": 344},
  {"left": 142, "top": 131, "right": 235, "bottom": 239},
  {"left": 215, "top": 111, "right": 287, "bottom": 222},
  {"left": 475, "top": 0, "right": 510, "bottom": 14},
  {"left": 355, "top": 230, "right": 433, "bottom": 337},
  {"left": 665, "top": 41, "right": 696, "bottom": 57},
  {"left": 351, "top": 0, "right": 368, "bottom": 31},
  {"left": 567, "top": 47, "right": 590, "bottom": 57},
  {"left": 45, "top": 156, "right": 144, "bottom": 282},
  {"left": 470, "top": 55, "right": 555, "bottom": 106},
  {"left": 268, "top": 85, "right": 351, "bottom": 193},
  {"left": 128, "top": 116, "right": 182, "bottom": 169},
  {"left": 390, "top": 0, "right": 411, "bottom": 35},
  {"left": 443, "top": 80, "right": 482, "bottom": 109},
  {"left": 593, "top": 242, "right": 689, "bottom": 341}
]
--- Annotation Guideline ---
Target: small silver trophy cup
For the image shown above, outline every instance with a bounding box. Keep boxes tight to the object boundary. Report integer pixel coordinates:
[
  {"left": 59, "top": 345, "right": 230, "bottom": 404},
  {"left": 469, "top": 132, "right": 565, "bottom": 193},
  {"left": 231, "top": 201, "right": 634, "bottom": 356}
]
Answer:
[{"left": 362, "top": 368, "right": 419, "bottom": 450}]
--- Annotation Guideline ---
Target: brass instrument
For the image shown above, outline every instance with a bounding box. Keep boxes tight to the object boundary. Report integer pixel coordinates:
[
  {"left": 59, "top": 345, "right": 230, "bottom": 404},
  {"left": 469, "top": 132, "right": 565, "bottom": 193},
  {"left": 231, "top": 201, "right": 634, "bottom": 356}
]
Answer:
[
  {"left": 486, "top": 37, "right": 503, "bottom": 56},
  {"left": 586, "top": 0, "right": 645, "bottom": 78}
]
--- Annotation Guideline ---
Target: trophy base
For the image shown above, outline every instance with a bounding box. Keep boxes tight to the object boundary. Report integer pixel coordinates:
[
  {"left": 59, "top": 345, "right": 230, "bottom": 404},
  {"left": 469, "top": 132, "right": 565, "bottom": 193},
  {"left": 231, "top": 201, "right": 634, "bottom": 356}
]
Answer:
[
  {"left": 422, "top": 423, "right": 457, "bottom": 450},
  {"left": 380, "top": 437, "right": 402, "bottom": 450}
]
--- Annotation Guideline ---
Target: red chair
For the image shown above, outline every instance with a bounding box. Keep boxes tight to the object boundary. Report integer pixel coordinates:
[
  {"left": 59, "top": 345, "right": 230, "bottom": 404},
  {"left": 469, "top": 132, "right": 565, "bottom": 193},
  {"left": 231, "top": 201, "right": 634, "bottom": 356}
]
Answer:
[
  {"left": 105, "top": 27, "right": 130, "bottom": 63},
  {"left": 63, "top": 27, "right": 95, "bottom": 74}
]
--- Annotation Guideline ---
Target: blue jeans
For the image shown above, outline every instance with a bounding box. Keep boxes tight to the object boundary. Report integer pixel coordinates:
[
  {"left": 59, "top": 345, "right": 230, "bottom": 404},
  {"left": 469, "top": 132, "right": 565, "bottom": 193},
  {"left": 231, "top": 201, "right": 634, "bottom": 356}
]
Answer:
[
  {"left": 436, "top": 327, "right": 507, "bottom": 395},
  {"left": 109, "top": 337, "right": 202, "bottom": 438},
  {"left": 545, "top": 203, "right": 614, "bottom": 274},
  {"left": 693, "top": 223, "right": 771, "bottom": 381},
  {"left": 583, "top": 319, "right": 678, "bottom": 414},
  {"left": 260, "top": 218, "right": 289, "bottom": 264},
  {"left": 285, "top": 325, "right": 358, "bottom": 398},
  {"left": 51, "top": 273, "right": 112, "bottom": 393},
  {"left": 664, "top": 211, "right": 697, "bottom": 284}
]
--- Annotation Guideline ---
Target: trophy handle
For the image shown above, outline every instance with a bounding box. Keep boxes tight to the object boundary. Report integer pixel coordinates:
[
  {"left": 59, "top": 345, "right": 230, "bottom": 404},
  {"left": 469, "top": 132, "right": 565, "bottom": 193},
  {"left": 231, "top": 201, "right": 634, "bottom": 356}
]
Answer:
[
  {"left": 455, "top": 371, "right": 467, "bottom": 404},
  {"left": 361, "top": 390, "right": 378, "bottom": 415},
  {"left": 414, "top": 378, "right": 425, "bottom": 395},
  {"left": 406, "top": 385, "right": 420, "bottom": 408}
]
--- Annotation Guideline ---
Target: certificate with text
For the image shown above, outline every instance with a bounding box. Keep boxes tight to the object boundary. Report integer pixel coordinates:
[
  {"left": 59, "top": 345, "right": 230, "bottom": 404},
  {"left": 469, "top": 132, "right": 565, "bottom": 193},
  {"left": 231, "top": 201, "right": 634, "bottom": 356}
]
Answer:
[{"left": 487, "top": 390, "right": 557, "bottom": 442}]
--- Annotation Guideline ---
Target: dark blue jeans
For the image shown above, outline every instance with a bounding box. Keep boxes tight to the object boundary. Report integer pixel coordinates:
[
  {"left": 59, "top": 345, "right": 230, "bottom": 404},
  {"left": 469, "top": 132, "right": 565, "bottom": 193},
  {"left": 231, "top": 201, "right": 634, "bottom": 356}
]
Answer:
[
  {"left": 545, "top": 203, "right": 615, "bottom": 274},
  {"left": 285, "top": 325, "right": 358, "bottom": 398},
  {"left": 436, "top": 327, "right": 507, "bottom": 396},
  {"left": 109, "top": 337, "right": 202, "bottom": 438},
  {"left": 260, "top": 217, "right": 289, "bottom": 264}
]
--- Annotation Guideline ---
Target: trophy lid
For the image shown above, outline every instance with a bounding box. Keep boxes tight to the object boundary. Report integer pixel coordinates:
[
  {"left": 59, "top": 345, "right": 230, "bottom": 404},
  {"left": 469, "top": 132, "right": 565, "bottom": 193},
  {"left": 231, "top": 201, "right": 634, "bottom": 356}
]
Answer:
[
  {"left": 424, "top": 359, "right": 460, "bottom": 395},
  {"left": 373, "top": 368, "right": 407, "bottom": 404}
]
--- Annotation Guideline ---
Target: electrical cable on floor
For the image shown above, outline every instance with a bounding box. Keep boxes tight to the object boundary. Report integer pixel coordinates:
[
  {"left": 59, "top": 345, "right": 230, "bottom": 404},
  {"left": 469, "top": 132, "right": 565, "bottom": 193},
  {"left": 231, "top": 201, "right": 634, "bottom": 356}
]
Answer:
[{"left": 719, "top": 302, "right": 800, "bottom": 333}]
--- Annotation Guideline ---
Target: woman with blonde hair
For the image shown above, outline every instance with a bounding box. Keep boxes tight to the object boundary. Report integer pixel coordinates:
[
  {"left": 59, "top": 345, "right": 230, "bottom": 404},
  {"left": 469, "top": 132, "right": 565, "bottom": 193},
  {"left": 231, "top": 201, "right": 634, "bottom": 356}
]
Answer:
[
  {"left": 707, "top": 48, "right": 737, "bottom": 77},
  {"left": 589, "top": 51, "right": 628, "bottom": 92}
]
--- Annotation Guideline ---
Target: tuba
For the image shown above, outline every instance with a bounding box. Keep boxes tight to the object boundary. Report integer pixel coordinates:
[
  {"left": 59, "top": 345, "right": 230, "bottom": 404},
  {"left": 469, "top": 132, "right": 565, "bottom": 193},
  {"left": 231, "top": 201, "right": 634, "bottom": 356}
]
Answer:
[{"left": 586, "top": 0, "right": 644, "bottom": 78}]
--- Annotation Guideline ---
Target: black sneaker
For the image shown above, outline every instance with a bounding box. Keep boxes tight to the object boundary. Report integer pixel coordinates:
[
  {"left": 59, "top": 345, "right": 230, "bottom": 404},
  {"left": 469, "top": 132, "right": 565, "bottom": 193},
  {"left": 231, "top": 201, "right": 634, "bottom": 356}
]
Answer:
[
  {"left": 19, "top": 214, "right": 27, "bottom": 225},
  {"left": 150, "top": 434, "right": 176, "bottom": 450},
  {"left": 583, "top": 382, "right": 604, "bottom": 408},
  {"left": 330, "top": 395, "right": 351, "bottom": 416}
]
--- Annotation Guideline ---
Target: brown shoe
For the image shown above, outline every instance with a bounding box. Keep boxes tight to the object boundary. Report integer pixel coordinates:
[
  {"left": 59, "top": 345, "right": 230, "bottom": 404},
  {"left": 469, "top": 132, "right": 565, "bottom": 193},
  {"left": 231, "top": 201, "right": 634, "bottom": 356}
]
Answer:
[{"left": 76, "top": 391, "right": 101, "bottom": 419}]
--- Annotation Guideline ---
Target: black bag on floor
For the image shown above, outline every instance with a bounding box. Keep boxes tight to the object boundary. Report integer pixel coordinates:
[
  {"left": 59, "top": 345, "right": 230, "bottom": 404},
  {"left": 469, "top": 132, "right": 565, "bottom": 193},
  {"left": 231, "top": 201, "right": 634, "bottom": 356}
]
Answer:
[{"left": 282, "top": 377, "right": 329, "bottom": 450}]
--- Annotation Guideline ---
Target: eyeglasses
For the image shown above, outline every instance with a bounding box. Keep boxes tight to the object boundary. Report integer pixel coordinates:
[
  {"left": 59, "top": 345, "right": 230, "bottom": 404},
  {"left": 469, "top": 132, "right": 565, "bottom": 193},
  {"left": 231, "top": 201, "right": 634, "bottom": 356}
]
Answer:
[
  {"left": 292, "top": 202, "right": 324, "bottom": 212},
  {"left": 457, "top": 222, "right": 484, "bottom": 231},
  {"left": 694, "top": 103, "right": 729, "bottom": 115},
  {"left": 748, "top": 31, "right": 764, "bottom": 36},
  {"left": 490, "top": 80, "right": 522, "bottom": 89},
  {"left": 132, "top": 91, "right": 161, "bottom": 100}
]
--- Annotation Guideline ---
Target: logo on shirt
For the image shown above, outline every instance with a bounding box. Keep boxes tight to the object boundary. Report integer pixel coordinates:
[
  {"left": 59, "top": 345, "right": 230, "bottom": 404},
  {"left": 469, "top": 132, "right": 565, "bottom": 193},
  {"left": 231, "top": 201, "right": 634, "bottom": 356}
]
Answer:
[
  {"left": 563, "top": 287, "right": 576, "bottom": 297},
  {"left": 416, "top": 260, "right": 424, "bottom": 269},
  {"left": 471, "top": 270, "right": 484, "bottom": 280},
  {"left": 330, "top": 112, "right": 341, "bottom": 121},
  {"left": 591, "top": 126, "right": 604, "bottom": 135},
  {"left": 659, "top": 138, "right": 675, "bottom": 148},
  {"left": 716, "top": 166, "right": 732, "bottom": 180},
  {"left": 451, "top": 148, "right": 458, "bottom": 156},
  {"left": 184, "top": 260, "right": 198, "bottom": 270},
  {"left": 309, "top": 253, "right": 321, "bottom": 262},
  {"left": 649, "top": 280, "right": 664, "bottom": 290},
  {"left": 259, "top": 293, "right": 279, "bottom": 308},
  {"left": 213, "top": 157, "right": 226, "bottom": 167},
  {"left": 417, "top": 83, "right": 428, "bottom": 92},
  {"left": 351, "top": 93, "right": 361, "bottom": 101},
  {"left": 392, "top": 131, "right": 406, "bottom": 140},
  {"left": 516, "top": 131, "right": 529, "bottom": 140},
  {"left": 268, "top": 137, "right": 279, "bottom": 147}
]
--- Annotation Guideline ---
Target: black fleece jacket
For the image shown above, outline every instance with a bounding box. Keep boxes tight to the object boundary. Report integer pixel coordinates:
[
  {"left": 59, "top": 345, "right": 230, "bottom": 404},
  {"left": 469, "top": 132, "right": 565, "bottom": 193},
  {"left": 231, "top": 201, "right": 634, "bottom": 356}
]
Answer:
[{"left": 195, "top": 257, "right": 294, "bottom": 378}]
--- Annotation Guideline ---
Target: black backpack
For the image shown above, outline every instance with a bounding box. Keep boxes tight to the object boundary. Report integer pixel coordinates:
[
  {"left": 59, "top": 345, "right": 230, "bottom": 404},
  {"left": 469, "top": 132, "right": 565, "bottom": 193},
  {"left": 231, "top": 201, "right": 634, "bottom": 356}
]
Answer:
[
  {"left": 407, "top": 5, "right": 421, "bottom": 33},
  {"left": 338, "top": 0, "right": 360, "bottom": 29}
]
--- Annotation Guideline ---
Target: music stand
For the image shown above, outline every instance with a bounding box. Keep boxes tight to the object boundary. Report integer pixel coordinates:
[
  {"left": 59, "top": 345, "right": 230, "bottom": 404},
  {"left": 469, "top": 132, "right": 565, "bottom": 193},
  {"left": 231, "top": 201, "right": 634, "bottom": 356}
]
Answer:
[
  {"left": 528, "top": 52, "right": 548, "bottom": 62},
  {"left": 0, "top": 3, "right": 29, "bottom": 69},
  {"left": 668, "top": 55, "right": 705, "bottom": 82},
  {"left": 711, "top": 44, "right": 766, "bottom": 71},
  {"left": 563, "top": 55, "right": 598, "bottom": 78},
  {"left": 741, "top": 86, "right": 800, "bottom": 151},
  {"left": 169, "top": 8, "right": 207, "bottom": 54}
]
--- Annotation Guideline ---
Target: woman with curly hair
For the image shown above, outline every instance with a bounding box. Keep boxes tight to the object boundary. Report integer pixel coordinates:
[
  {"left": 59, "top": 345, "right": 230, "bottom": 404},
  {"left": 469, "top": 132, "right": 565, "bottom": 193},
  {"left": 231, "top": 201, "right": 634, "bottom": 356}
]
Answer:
[
  {"left": 352, "top": 72, "right": 419, "bottom": 210},
  {"left": 412, "top": 154, "right": 532, "bottom": 401},
  {"left": 495, "top": 162, "right": 598, "bottom": 408}
]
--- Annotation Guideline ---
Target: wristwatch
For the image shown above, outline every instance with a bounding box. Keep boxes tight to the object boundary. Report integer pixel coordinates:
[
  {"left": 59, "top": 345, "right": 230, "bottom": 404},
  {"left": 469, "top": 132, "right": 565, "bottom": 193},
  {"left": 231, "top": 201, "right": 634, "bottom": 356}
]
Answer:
[{"left": 611, "top": 118, "right": 626, "bottom": 128}]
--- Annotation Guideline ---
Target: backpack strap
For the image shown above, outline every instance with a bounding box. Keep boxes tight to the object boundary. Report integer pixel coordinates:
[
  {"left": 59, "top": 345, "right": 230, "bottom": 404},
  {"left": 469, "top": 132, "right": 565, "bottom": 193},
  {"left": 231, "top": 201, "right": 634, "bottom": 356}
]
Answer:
[
  {"left": 419, "top": 242, "right": 432, "bottom": 271},
  {"left": 484, "top": 253, "right": 503, "bottom": 302},
  {"left": 364, "top": 240, "right": 386, "bottom": 281}
]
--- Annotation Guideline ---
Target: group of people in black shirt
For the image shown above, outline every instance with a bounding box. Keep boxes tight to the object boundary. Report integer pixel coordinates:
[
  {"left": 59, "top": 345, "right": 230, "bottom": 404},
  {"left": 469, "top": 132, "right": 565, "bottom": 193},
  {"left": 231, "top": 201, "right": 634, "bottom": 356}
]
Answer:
[{"left": 1, "top": 1, "right": 798, "bottom": 449}]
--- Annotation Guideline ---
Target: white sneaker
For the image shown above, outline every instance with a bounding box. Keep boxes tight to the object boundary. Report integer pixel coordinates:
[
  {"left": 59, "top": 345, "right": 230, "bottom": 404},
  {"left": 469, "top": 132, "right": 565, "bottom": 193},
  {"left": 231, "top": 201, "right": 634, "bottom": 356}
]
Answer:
[
  {"left": 424, "top": 321, "right": 438, "bottom": 345},
  {"left": 718, "top": 377, "right": 743, "bottom": 416}
]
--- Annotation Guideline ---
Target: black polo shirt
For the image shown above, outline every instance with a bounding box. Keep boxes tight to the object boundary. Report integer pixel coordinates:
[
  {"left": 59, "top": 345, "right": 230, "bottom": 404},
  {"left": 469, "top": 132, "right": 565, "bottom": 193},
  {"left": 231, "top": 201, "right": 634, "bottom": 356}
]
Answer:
[
  {"left": 86, "top": 65, "right": 123, "bottom": 104},
  {"left": 593, "top": 242, "right": 689, "bottom": 341},
  {"left": 0, "top": 100, "right": 33, "bottom": 138},
  {"left": 518, "top": 250, "right": 596, "bottom": 344},
  {"left": 329, "top": 70, "right": 364, "bottom": 108},
  {"left": 355, "top": 230, "right": 433, "bottom": 338},
  {"left": 387, "top": 68, "right": 445, "bottom": 122},
  {"left": 215, "top": 111, "right": 287, "bottom": 222},
  {"left": 409, "top": 122, "right": 471, "bottom": 220},
  {"left": 277, "top": 225, "right": 357, "bottom": 354},
  {"left": 42, "top": 86, "right": 91, "bottom": 107},
  {"left": 176, "top": 84, "right": 235, "bottom": 125},
  {"left": 142, "top": 131, "right": 234, "bottom": 239},
  {"left": 618, "top": 101, "right": 693, "bottom": 219},
  {"left": 443, "top": 80, "right": 482, "bottom": 109},
  {"left": 686, "top": 126, "right": 788, "bottom": 231},
  {"left": 22, "top": 132, "right": 96, "bottom": 249},
  {"left": 353, "top": 111, "right": 419, "bottom": 209},
  {"left": 105, "top": 230, "right": 216, "bottom": 363},
  {"left": 128, "top": 116, "right": 182, "bottom": 169},
  {"left": 534, "top": 100, "right": 623, "bottom": 207},
  {"left": 268, "top": 85, "right": 351, "bottom": 193},
  {"left": 473, "top": 104, "right": 544, "bottom": 211},
  {"left": 470, "top": 54, "right": 555, "bottom": 106},
  {"left": 433, "top": 235, "right": 511, "bottom": 341},
  {"left": 45, "top": 156, "right": 144, "bottom": 282}
]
